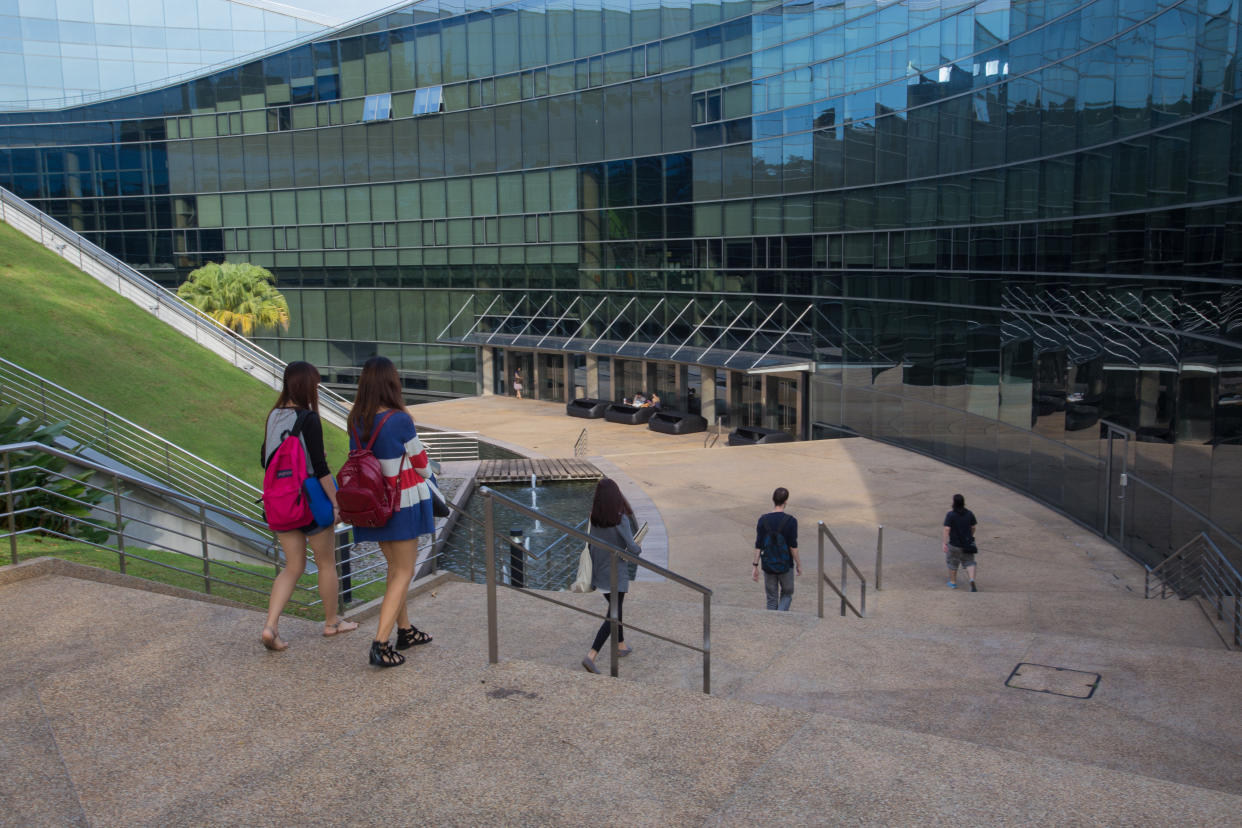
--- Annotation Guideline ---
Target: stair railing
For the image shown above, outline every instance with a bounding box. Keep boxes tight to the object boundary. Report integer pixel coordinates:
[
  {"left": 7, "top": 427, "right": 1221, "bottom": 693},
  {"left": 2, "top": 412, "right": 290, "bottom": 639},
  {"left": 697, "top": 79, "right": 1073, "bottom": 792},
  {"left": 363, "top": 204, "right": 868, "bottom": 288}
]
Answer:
[
  {"left": 0, "top": 185, "right": 350, "bottom": 429},
  {"left": 704, "top": 414, "right": 728, "bottom": 449},
  {"left": 1146, "top": 531, "right": 1241, "bottom": 650},
  {"left": 816, "top": 521, "right": 869, "bottom": 618},
  {"left": 419, "top": 431, "right": 482, "bottom": 462},
  {"left": 0, "top": 356, "right": 265, "bottom": 521},
  {"left": 461, "top": 487, "right": 712, "bottom": 693},
  {"left": 574, "top": 427, "right": 588, "bottom": 458},
  {"left": 0, "top": 440, "right": 445, "bottom": 619}
]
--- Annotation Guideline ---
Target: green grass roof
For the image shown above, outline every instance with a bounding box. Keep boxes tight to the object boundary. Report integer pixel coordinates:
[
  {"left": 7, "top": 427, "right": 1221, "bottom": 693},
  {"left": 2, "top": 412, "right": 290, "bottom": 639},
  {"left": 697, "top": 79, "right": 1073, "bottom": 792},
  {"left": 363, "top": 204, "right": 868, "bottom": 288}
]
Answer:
[{"left": 0, "top": 221, "right": 347, "bottom": 485}]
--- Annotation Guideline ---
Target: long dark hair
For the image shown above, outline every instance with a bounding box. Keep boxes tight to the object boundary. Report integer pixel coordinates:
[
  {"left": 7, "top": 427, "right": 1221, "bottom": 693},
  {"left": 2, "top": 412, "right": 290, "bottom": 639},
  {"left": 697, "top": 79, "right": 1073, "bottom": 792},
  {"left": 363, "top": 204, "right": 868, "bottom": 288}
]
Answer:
[
  {"left": 590, "top": 477, "right": 634, "bottom": 528},
  {"left": 349, "top": 356, "right": 405, "bottom": 440},
  {"left": 952, "top": 493, "right": 966, "bottom": 512},
  {"left": 272, "top": 361, "right": 320, "bottom": 413}
]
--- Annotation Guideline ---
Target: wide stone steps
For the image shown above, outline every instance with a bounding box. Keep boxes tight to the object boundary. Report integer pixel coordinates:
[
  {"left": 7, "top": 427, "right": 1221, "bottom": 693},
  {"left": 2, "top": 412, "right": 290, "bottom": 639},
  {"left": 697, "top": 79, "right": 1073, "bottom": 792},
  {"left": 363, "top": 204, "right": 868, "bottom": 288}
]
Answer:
[
  {"left": 407, "top": 579, "right": 1242, "bottom": 796},
  {"left": 3, "top": 570, "right": 1241, "bottom": 827}
]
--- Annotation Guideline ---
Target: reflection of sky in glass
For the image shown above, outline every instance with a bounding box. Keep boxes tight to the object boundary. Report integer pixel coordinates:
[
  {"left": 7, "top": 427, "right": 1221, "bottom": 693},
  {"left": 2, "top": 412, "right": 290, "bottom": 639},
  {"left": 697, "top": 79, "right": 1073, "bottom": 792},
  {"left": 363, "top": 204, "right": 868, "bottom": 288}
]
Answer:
[{"left": 2, "top": 0, "right": 348, "bottom": 108}]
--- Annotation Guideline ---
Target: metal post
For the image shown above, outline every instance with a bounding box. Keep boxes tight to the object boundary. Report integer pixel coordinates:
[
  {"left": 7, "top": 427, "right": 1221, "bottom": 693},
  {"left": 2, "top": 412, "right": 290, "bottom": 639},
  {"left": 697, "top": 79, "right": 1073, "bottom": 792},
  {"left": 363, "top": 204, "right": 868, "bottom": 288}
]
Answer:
[
  {"left": 468, "top": 520, "right": 476, "bottom": 582},
  {"left": 5, "top": 453, "right": 17, "bottom": 566},
  {"left": 335, "top": 533, "right": 349, "bottom": 615},
  {"left": 484, "top": 492, "right": 499, "bottom": 665},
  {"left": 860, "top": 581, "right": 866, "bottom": 618},
  {"left": 840, "top": 545, "right": 847, "bottom": 618},
  {"left": 113, "top": 476, "right": 127, "bottom": 575},
  {"left": 875, "top": 525, "right": 884, "bottom": 591},
  {"left": 1234, "top": 591, "right": 1240, "bottom": 650},
  {"left": 817, "top": 522, "right": 825, "bottom": 619},
  {"left": 702, "top": 592, "right": 711, "bottom": 695},
  {"left": 609, "top": 551, "right": 619, "bottom": 678},
  {"left": 199, "top": 503, "right": 211, "bottom": 594}
]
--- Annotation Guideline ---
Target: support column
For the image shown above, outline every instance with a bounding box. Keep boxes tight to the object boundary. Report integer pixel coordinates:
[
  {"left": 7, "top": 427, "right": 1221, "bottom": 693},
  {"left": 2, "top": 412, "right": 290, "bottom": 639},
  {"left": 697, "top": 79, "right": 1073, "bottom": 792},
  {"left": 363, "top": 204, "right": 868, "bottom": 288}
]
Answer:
[
  {"left": 480, "top": 348, "right": 494, "bottom": 396},
  {"left": 531, "top": 353, "right": 542, "bottom": 401},
  {"left": 586, "top": 355, "right": 599, "bottom": 399},
  {"left": 563, "top": 352, "right": 573, "bottom": 401}
]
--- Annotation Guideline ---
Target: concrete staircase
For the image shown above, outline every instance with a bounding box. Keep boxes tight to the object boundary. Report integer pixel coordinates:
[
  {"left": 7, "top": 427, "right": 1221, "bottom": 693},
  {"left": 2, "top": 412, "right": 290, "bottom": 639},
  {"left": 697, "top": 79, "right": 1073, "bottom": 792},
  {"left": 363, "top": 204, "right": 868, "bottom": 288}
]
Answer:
[
  {"left": 4, "top": 555, "right": 1240, "bottom": 826},
  {"left": 4, "top": 412, "right": 1240, "bottom": 825}
]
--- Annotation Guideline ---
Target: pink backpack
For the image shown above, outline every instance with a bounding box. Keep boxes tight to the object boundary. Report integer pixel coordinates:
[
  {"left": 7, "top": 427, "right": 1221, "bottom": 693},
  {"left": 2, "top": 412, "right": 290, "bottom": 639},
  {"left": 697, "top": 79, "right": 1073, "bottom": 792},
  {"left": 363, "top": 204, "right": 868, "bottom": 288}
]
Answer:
[{"left": 262, "top": 411, "right": 313, "bottom": 531}]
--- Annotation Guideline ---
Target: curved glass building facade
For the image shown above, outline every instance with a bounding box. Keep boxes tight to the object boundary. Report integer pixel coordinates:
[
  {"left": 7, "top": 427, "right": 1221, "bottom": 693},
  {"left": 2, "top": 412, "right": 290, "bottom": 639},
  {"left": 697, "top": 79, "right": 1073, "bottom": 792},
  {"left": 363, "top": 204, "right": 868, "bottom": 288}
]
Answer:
[{"left": 2, "top": 0, "right": 1241, "bottom": 567}]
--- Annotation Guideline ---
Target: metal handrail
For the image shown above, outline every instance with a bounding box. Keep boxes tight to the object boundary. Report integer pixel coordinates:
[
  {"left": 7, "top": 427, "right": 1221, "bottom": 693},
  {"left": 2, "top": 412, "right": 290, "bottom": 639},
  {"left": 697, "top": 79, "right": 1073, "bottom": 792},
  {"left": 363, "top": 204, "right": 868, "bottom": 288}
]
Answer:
[
  {"left": 1145, "top": 531, "right": 1241, "bottom": 649},
  {"left": 470, "top": 487, "right": 712, "bottom": 693},
  {"left": 816, "top": 521, "right": 868, "bottom": 619},
  {"left": 0, "top": 440, "right": 438, "bottom": 617},
  {"left": 0, "top": 356, "right": 264, "bottom": 521},
  {"left": 0, "top": 186, "right": 350, "bottom": 429},
  {"left": 574, "top": 428, "right": 588, "bottom": 458},
  {"left": 705, "top": 414, "right": 728, "bottom": 449},
  {"left": 419, "top": 431, "right": 482, "bottom": 462}
]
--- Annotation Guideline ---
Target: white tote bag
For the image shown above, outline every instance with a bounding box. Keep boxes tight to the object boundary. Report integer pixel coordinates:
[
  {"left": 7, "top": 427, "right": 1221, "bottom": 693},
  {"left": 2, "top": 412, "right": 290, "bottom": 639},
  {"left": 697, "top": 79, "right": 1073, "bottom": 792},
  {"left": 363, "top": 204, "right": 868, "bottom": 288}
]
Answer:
[{"left": 570, "top": 522, "right": 594, "bottom": 593}]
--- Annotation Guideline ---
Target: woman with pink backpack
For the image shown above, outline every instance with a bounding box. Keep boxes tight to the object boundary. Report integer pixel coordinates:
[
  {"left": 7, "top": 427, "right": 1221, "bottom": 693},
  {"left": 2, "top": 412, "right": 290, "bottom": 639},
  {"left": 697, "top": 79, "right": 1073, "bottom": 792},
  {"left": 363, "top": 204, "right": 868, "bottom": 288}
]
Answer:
[
  {"left": 344, "top": 356, "right": 437, "bottom": 668},
  {"left": 259, "top": 361, "right": 358, "bottom": 651}
]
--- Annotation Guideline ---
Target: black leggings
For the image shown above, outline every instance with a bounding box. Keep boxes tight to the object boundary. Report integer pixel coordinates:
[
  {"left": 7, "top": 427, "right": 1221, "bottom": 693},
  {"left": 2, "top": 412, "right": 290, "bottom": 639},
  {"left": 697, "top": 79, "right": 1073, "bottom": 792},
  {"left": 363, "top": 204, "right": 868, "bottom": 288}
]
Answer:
[{"left": 591, "top": 591, "right": 626, "bottom": 651}]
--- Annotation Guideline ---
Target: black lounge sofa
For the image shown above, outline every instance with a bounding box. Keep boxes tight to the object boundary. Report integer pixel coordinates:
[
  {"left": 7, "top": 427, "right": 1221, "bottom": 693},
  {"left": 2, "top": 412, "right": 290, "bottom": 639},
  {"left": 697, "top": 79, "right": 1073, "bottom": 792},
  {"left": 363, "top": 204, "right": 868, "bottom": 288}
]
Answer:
[
  {"left": 727, "top": 425, "right": 794, "bottom": 446},
  {"left": 566, "top": 398, "right": 608, "bottom": 419},
  {"left": 648, "top": 410, "right": 708, "bottom": 435},
  {"left": 604, "top": 403, "right": 656, "bottom": 425}
]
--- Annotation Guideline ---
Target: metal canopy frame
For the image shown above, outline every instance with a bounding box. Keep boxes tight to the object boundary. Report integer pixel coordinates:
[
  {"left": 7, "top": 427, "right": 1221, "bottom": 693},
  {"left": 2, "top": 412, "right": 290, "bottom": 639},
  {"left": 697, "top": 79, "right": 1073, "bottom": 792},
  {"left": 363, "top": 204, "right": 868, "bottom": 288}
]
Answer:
[{"left": 439, "top": 293, "right": 819, "bottom": 373}]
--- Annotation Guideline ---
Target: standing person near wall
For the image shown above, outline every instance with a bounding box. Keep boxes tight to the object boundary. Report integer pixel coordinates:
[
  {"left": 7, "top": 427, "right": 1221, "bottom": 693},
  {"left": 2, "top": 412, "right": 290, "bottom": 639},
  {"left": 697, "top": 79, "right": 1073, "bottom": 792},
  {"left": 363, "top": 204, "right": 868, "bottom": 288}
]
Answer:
[
  {"left": 752, "top": 487, "right": 801, "bottom": 610},
  {"left": 581, "top": 477, "right": 641, "bottom": 674},
  {"left": 260, "top": 361, "right": 357, "bottom": 651},
  {"left": 513, "top": 368, "right": 523, "bottom": 399},
  {"left": 943, "top": 493, "right": 979, "bottom": 591},
  {"left": 347, "top": 356, "right": 436, "bottom": 667}
]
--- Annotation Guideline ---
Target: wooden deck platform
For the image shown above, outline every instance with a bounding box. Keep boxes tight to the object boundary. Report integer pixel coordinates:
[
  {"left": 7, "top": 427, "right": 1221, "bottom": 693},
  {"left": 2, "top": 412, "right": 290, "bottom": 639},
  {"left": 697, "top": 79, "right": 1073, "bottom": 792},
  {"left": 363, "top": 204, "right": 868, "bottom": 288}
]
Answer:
[{"left": 476, "top": 458, "right": 602, "bottom": 483}]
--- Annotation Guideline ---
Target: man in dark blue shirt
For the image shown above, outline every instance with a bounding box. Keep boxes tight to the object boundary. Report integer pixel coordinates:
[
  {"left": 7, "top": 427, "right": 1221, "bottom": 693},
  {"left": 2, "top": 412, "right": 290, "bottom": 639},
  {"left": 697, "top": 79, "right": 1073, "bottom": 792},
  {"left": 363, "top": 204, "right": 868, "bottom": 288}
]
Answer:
[
  {"left": 942, "top": 493, "right": 979, "bottom": 591},
  {"left": 752, "top": 487, "right": 801, "bottom": 610}
]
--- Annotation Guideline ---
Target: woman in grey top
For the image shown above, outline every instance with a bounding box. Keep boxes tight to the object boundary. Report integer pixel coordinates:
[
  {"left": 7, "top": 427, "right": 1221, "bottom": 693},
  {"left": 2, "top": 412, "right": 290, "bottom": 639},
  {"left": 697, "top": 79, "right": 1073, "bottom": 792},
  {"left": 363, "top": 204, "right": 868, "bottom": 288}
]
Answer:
[
  {"left": 259, "top": 361, "right": 356, "bottom": 651},
  {"left": 581, "top": 477, "right": 641, "bottom": 674}
]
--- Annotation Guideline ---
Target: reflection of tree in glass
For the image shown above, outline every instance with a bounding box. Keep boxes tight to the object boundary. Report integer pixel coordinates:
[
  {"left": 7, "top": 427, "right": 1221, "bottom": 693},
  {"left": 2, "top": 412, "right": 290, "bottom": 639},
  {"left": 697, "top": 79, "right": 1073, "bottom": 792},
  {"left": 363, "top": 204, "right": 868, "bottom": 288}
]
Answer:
[{"left": 177, "top": 261, "right": 290, "bottom": 336}]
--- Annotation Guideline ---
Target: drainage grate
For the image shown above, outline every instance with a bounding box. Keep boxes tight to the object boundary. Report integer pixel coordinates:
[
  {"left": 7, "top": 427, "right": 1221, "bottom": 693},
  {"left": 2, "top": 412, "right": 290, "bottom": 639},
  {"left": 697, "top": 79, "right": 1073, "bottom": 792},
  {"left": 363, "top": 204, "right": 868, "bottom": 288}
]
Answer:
[{"left": 1005, "top": 663, "right": 1101, "bottom": 699}]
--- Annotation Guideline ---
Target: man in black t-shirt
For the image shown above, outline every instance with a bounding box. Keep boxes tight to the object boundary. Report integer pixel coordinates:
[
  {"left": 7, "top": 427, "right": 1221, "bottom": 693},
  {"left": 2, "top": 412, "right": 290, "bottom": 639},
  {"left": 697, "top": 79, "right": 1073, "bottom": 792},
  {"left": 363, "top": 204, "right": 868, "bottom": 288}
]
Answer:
[
  {"left": 752, "top": 487, "right": 801, "bottom": 610},
  {"left": 942, "top": 493, "right": 979, "bottom": 591}
]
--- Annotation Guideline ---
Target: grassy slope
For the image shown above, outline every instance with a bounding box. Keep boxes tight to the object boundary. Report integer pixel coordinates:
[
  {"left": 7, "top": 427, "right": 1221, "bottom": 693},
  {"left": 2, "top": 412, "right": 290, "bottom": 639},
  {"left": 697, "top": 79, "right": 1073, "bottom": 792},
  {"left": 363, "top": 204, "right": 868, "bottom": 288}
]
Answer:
[{"left": 0, "top": 221, "right": 348, "bottom": 485}]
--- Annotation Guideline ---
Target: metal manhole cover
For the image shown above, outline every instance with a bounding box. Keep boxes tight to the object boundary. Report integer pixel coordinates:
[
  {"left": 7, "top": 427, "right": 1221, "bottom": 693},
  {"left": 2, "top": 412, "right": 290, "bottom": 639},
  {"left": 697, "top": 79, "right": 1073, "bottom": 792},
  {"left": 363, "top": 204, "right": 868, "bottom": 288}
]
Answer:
[{"left": 1005, "top": 663, "right": 1100, "bottom": 699}]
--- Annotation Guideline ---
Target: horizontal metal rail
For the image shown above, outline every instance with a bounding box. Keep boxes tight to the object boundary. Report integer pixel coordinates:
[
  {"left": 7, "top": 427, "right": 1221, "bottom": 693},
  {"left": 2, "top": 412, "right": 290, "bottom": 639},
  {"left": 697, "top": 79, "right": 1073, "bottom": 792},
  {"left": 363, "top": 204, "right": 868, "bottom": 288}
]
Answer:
[
  {"left": 0, "top": 441, "right": 444, "bottom": 618},
  {"left": 1145, "top": 531, "right": 1241, "bottom": 650},
  {"left": 476, "top": 487, "right": 712, "bottom": 694},
  {"left": 419, "top": 431, "right": 482, "bottom": 462},
  {"left": 0, "top": 356, "right": 265, "bottom": 521},
  {"left": 816, "top": 521, "right": 868, "bottom": 619},
  {"left": 0, "top": 186, "right": 350, "bottom": 429}
]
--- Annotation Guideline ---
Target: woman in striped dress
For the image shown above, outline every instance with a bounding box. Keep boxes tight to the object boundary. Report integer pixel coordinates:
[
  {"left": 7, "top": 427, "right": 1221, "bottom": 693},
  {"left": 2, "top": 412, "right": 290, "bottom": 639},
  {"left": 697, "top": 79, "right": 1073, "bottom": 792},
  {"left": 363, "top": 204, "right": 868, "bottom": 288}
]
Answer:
[{"left": 349, "top": 356, "right": 436, "bottom": 668}]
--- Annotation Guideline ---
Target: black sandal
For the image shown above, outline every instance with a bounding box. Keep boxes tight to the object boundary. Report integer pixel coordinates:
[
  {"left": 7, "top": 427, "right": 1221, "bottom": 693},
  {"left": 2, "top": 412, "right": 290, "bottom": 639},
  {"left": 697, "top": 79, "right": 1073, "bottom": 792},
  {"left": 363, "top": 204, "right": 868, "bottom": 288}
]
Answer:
[
  {"left": 396, "top": 625, "right": 433, "bottom": 650},
  {"left": 369, "top": 640, "right": 405, "bottom": 667}
]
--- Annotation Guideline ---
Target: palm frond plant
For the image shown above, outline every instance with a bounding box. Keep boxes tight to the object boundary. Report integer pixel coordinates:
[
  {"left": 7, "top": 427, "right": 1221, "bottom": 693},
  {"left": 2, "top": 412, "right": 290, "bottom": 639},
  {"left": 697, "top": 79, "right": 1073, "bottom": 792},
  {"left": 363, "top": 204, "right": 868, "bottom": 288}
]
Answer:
[{"left": 176, "top": 261, "right": 290, "bottom": 336}]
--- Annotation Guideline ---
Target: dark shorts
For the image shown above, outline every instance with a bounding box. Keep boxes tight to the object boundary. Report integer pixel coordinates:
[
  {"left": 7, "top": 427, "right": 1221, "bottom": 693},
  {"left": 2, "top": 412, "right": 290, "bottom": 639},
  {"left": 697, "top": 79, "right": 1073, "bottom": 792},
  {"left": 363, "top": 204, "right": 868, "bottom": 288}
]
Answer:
[
  {"left": 283, "top": 520, "right": 331, "bottom": 537},
  {"left": 946, "top": 545, "right": 976, "bottom": 569}
]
